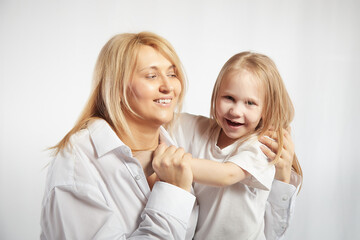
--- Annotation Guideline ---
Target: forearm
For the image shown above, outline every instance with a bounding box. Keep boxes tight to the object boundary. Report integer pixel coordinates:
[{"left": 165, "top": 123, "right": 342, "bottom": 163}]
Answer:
[
  {"left": 190, "top": 158, "right": 248, "bottom": 187},
  {"left": 41, "top": 183, "right": 195, "bottom": 240}
]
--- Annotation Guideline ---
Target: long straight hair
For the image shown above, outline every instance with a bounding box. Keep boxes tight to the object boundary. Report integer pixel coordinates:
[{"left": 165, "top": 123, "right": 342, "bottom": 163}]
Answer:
[
  {"left": 210, "top": 52, "right": 302, "bottom": 179},
  {"left": 51, "top": 32, "right": 186, "bottom": 154}
]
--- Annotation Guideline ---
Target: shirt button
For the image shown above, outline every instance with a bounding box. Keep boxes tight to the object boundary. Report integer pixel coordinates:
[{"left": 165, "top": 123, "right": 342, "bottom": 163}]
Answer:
[
  {"left": 281, "top": 223, "right": 287, "bottom": 229},
  {"left": 135, "top": 175, "right": 141, "bottom": 180},
  {"left": 282, "top": 195, "right": 289, "bottom": 201}
]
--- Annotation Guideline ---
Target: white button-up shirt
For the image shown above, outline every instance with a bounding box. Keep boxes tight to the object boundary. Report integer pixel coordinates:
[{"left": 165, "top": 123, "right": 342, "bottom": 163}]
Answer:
[
  {"left": 171, "top": 113, "right": 301, "bottom": 240},
  {"left": 40, "top": 119, "right": 197, "bottom": 240}
]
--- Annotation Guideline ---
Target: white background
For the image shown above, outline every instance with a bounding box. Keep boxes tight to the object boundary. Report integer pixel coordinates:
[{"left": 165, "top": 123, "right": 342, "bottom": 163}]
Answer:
[{"left": 1, "top": 0, "right": 359, "bottom": 239}]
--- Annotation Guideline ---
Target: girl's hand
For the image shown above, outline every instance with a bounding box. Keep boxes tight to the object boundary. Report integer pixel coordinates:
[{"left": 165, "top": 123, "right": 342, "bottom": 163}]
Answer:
[
  {"left": 152, "top": 143, "right": 193, "bottom": 192},
  {"left": 259, "top": 127, "right": 294, "bottom": 183}
]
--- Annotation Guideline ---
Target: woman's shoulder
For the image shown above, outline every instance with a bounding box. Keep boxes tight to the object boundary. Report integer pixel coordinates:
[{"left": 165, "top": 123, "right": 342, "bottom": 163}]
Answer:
[{"left": 44, "top": 128, "right": 97, "bottom": 195}]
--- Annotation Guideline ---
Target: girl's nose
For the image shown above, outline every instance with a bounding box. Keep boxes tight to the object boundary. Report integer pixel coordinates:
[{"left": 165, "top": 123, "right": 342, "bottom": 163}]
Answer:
[{"left": 229, "top": 104, "right": 244, "bottom": 117}]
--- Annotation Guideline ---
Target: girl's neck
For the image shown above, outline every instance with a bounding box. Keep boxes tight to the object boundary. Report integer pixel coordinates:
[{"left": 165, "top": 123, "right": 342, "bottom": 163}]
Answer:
[
  {"left": 217, "top": 128, "right": 256, "bottom": 150},
  {"left": 216, "top": 129, "right": 238, "bottom": 149}
]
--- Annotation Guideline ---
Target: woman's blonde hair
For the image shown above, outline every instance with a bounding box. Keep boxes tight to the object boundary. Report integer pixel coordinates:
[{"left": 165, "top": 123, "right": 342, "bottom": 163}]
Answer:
[
  {"left": 210, "top": 52, "right": 302, "bottom": 178},
  {"left": 52, "top": 32, "right": 186, "bottom": 154}
]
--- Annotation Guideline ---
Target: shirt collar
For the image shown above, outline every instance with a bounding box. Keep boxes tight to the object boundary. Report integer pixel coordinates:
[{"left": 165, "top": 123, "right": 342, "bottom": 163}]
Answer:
[
  {"left": 88, "top": 119, "right": 177, "bottom": 158},
  {"left": 88, "top": 119, "right": 129, "bottom": 158},
  {"left": 160, "top": 126, "right": 177, "bottom": 146}
]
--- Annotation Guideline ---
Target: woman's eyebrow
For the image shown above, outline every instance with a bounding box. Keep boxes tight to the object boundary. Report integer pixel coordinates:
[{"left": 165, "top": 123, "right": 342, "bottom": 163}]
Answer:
[{"left": 138, "top": 65, "right": 175, "bottom": 72}]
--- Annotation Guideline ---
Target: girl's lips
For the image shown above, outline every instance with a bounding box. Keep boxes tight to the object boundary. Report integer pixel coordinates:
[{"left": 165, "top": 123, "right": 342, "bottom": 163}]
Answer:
[{"left": 226, "top": 119, "right": 244, "bottom": 127}]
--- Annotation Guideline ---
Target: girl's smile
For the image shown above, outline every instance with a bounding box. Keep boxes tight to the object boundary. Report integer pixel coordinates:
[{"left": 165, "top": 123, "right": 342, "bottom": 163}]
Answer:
[{"left": 216, "top": 69, "right": 264, "bottom": 148}]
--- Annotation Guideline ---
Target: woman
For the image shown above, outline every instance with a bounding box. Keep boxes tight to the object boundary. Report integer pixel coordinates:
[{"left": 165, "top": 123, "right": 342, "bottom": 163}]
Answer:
[
  {"left": 41, "top": 32, "right": 197, "bottom": 239},
  {"left": 41, "top": 32, "right": 300, "bottom": 239}
]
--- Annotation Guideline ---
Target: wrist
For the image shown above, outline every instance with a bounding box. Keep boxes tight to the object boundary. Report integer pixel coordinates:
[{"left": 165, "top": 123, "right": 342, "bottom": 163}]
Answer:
[{"left": 274, "top": 172, "right": 291, "bottom": 183}]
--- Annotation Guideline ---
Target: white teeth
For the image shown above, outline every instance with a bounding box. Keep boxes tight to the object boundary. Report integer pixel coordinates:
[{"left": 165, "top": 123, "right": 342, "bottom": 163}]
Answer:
[{"left": 156, "top": 99, "right": 171, "bottom": 104}]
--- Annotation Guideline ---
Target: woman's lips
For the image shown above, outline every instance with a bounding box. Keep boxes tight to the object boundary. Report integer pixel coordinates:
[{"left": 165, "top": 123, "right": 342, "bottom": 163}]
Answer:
[{"left": 154, "top": 98, "right": 172, "bottom": 104}]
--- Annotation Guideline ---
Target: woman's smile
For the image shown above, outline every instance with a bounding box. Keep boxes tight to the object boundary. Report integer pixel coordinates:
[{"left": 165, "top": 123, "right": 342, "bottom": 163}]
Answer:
[
  {"left": 154, "top": 97, "right": 173, "bottom": 105},
  {"left": 126, "top": 45, "right": 182, "bottom": 127}
]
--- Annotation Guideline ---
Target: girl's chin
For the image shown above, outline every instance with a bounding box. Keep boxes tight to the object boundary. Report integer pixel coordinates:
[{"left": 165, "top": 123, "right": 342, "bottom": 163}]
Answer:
[{"left": 222, "top": 128, "right": 246, "bottom": 140}]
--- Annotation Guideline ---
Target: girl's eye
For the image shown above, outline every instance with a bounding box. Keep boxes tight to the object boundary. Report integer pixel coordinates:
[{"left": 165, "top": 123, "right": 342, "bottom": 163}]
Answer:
[
  {"left": 246, "top": 101, "right": 256, "bottom": 106},
  {"left": 224, "top": 96, "right": 235, "bottom": 101}
]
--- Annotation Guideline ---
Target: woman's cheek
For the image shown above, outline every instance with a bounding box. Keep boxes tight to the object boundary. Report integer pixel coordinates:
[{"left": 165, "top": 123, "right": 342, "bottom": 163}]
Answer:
[{"left": 174, "top": 79, "right": 182, "bottom": 97}]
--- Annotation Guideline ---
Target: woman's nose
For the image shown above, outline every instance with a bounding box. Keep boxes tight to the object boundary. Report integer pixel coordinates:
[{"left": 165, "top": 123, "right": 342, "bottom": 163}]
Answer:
[{"left": 159, "top": 76, "right": 174, "bottom": 93}]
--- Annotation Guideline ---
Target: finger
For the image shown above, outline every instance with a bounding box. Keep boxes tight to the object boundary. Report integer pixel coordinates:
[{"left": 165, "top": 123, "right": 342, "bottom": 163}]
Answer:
[
  {"left": 179, "top": 152, "right": 192, "bottom": 170},
  {"left": 265, "top": 129, "right": 292, "bottom": 151},
  {"left": 282, "top": 129, "right": 294, "bottom": 152},
  {"left": 286, "top": 126, "right": 292, "bottom": 135},
  {"left": 260, "top": 145, "right": 276, "bottom": 161},
  {"left": 268, "top": 125, "right": 275, "bottom": 131},
  {"left": 154, "top": 142, "right": 167, "bottom": 156},
  {"left": 279, "top": 149, "right": 291, "bottom": 163},
  {"left": 159, "top": 145, "right": 176, "bottom": 165},
  {"left": 158, "top": 136, "right": 168, "bottom": 146},
  {"left": 172, "top": 147, "right": 186, "bottom": 165},
  {"left": 153, "top": 143, "right": 169, "bottom": 170},
  {"left": 183, "top": 152, "right": 192, "bottom": 162},
  {"left": 164, "top": 145, "right": 177, "bottom": 155},
  {"left": 283, "top": 128, "right": 291, "bottom": 142},
  {"left": 264, "top": 130, "right": 279, "bottom": 142},
  {"left": 266, "top": 128, "right": 291, "bottom": 141},
  {"left": 259, "top": 136, "right": 279, "bottom": 153}
]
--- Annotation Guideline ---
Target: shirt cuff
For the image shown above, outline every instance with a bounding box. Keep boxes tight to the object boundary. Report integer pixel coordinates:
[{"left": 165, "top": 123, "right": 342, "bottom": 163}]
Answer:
[
  {"left": 268, "top": 180, "right": 296, "bottom": 208},
  {"left": 147, "top": 181, "right": 196, "bottom": 223}
]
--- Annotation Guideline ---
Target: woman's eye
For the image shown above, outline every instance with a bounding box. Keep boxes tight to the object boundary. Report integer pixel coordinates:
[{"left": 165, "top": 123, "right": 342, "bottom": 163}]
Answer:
[
  {"left": 167, "top": 72, "right": 177, "bottom": 78},
  {"left": 246, "top": 101, "right": 256, "bottom": 106},
  {"left": 146, "top": 74, "right": 157, "bottom": 79}
]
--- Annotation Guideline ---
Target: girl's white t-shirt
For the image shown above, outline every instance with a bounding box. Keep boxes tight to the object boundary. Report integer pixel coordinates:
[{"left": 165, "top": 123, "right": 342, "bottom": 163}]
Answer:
[{"left": 171, "top": 113, "right": 275, "bottom": 240}]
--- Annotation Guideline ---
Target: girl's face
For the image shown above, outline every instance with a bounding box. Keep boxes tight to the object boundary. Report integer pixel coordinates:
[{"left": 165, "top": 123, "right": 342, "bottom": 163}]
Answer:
[
  {"left": 216, "top": 69, "right": 264, "bottom": 146},
  {"left": 126, "top": 45, "right": 181, "bottom": 127}
]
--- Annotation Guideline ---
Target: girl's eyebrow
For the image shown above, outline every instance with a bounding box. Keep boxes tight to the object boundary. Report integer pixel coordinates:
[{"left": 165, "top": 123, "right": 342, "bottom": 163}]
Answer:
[{"left": 221, "top": 91, "right": 259, "bottom": 101}]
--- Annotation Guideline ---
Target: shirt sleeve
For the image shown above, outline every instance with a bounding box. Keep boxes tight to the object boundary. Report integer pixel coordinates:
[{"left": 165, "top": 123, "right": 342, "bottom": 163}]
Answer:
[
  {"left": 264, "top": 171, "right": 302, "bottom": 240},
  {"left": 41, "top": 181, "right": 196, "bottom": 240},
  {"left": 227, "top": 140, "right": 275, "bottom": 190}
]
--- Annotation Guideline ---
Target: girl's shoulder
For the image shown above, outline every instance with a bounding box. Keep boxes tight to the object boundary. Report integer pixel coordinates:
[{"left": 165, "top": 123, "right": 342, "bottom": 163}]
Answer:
[{"left": 179, "top": 112, "right": 217, "bottom": 133}]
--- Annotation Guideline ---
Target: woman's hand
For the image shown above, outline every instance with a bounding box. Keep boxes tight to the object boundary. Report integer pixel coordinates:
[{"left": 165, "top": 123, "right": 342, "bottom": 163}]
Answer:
[
  {"left": 152, "top": 143, "right": 193, "bottom": 192},
  {"left": 259, "top": 127, "right": 294, "bottom": 183}
]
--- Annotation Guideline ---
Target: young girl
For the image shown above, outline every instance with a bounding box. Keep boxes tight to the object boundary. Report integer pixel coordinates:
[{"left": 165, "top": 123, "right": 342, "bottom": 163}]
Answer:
[{"left": 169, "top": 51, "right": 302, "bottom": 239}]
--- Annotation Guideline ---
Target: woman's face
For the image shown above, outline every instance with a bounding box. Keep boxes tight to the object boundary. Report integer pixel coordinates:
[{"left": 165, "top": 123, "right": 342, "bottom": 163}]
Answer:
[{"left": 126, "top": 45, "right": 181, "bottom": 127}]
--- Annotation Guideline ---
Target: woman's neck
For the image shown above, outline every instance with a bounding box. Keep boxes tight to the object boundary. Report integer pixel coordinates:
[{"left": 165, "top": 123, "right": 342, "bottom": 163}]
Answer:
[
  {"left": 118, "top": 117, "right": 161, "bottom": 179},
  {"left": 120, "top": 121, "right": 160, "bottom": 152}
]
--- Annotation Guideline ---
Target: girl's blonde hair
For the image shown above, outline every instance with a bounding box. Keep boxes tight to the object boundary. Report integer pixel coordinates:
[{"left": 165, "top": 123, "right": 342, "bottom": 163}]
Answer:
[
  {"left": 210, "top": 52, "right": 302, "bottom": 178},
  {"left": 52, "top": 32, "right": 186, "bottom": 154}
]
